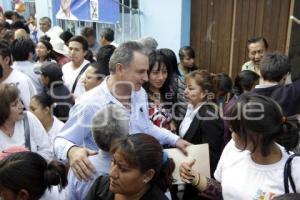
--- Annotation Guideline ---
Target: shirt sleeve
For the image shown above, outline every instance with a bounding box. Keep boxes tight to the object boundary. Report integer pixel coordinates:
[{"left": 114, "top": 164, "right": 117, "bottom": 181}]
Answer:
[
  {"left": 66, "top": 167, "right": 99, "bottom": 200},
  {"left": 54, "top": 103, "right": 99, "bottom": 161}
]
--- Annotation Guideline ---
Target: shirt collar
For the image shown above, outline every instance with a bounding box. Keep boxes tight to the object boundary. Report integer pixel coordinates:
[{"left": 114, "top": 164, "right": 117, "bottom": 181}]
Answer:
[{"left": 255, "top": 83, "right": 278, "bottom": 89}]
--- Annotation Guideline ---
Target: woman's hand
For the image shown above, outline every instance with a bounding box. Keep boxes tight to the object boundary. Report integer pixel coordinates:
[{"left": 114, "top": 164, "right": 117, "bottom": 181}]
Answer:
[{"left": 179, "top": 159, "right": 199, "bottom": 185}]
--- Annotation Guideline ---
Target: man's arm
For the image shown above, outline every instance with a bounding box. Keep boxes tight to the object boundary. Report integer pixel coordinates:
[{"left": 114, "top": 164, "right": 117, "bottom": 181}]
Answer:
[
  {"left": 138, "top": 97, "right": 190, "bottom": 153},
  {"left": 145, "top": 121, "right": 190, "bottom": 154},
  {"left": 54, "top": 104, "right": 98, "bottom": 180}
]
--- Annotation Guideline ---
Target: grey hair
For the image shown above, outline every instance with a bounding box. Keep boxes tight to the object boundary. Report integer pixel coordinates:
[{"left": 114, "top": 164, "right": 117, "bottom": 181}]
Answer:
[
  {"left": 109, "top": 41, "right": 149, "bottom": 74},
  {"left": 139, "top": 36, "right": 158, "bottom": 51},
  {"left": 39, "top": 17, "right": 51, "bottom": 26},
  {"left": 92, "top": 105, "right": 129, "bottom": 152}
]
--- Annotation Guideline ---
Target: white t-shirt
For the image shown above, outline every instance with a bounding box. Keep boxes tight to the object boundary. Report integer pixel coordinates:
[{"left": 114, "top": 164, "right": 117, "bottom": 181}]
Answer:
[
  {"left": 47, "top": 116, "right": 64, "bottom": 147},
  {"left": 62, "top": 60, "right": 89, "bottom": 99},
  {"left": 0, "top": 112, "right": 52, "bottom": 160},
  {"left": 41, "top": 186, "right": 66, "bottom": 200},
  {"left": 3, "top": 69, "right": 37, "bottom": 110},
  {"left": 214, "top": 140, "right": 300, "bottom": 200}
]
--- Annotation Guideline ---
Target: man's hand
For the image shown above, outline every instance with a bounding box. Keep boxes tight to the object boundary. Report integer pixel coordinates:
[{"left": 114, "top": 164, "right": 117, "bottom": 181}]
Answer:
[
  {"left": 175, "top": 138, "right": 191, "bottom": 155},
  {"left": 67, "top": 146, "right": 98, "bottom": 181}
]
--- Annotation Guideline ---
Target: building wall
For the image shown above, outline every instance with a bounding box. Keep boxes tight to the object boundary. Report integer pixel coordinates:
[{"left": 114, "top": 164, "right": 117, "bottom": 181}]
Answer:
[
  {"left": 140, "top": 0, "right": 191, "bottom": 57},
  {"left": 1, "top": 0, "right": 191, "bottom": 56},
  {"left": 35, "top": 0, "right": 54, "bottom": 27}
]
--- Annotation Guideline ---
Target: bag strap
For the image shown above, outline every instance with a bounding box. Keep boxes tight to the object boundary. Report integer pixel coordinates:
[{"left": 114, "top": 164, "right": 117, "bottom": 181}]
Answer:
[
  {"left": 284, "top": 154, "right": 299, "bottom": 193},
  {"left": 23, "top": 112, "right": 31, "bottom": 151},
  {"left": 71, "top": 63, "right": 90, "bottom": 93}
]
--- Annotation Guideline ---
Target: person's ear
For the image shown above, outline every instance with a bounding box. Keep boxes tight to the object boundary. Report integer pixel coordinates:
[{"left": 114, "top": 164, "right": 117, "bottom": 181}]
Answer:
[
  {"left": 43, "top": 76, "right": 50, "bottom": 86},
  {"left": 200, "top": 89, "right": 209, "bottom": 100},
  {"left": 3, "top": 55, "right": 11, "bottom": 66},
  {"left": 115, "top": 63, "right": 124, "bottom": 75},
  {"left": 16, "top": 189, "right": 30, "bottom": 200},
  {"left": 280, "top": 73, "right": 289, "bottom": 85},
  {"left": 142, "top": 169, "right": 155, "bottom": 184},
  {"left": 44, "top": 106, "right": 51, "bottom": 114}
]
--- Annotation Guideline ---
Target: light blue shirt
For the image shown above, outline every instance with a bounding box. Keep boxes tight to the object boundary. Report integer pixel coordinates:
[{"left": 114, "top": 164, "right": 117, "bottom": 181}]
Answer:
[
  {"left": 12, "top": 61, "right": 44, "bottom": 93},
  {"left": 66, "top": 150, "right": 111, "bottom": 200},
  {"left": 54, "top": 77, "right": 179, "bottom": 161}
]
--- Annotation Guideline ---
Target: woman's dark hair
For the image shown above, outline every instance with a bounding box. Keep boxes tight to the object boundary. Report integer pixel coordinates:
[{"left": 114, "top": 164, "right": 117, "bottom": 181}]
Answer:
[
  {"left": 185, "top": 70, "right": 218, "bottom": 102},
  {"left": 35, "top": 77, "right": 74, "bottom": 121},
  {"left": 110, "top": 134, "right": 175, "bottom": 192},
  {"left": 0, "top": 40, "right": 12, "bottom": 65},
  {"left": 159, "top": 48, "right": 180, "bottom": 76},
  {"left": 10, "top": 21, "right": 30, "bottom": 34},
  {"left": 215, "top": 73, "right": 232, "bottom": 95},
  {"left": 178, "top": 46, "right": 195, "bottom": 61},
  {"left": 96, "top": 44, "right": 115, "bottom": 69},
  {"left": 233, "top": 70, "right": 260, "bottom": 96},
  {"left": 89, "top": 62, "right": 109, "bottom": 79},
  {"left": 32, "top": 92, "right": 53, "bottom": 109},
  {"left": 0, "top": 83, "right": 19, "bottom": 126},
  {"left": 229, "top": 94, "right": 300, "bottom": 156},
  {"left": 84, "top": 49, "right": 95, "bottom": 63},
  {"left": 0, "top": 151, "right": 68, "bottom": 199},
  {"left": 143, "top": 50, "right": 174, "bottom": 103},
  {"left": 59, "top": 30, "right": 73, "bottom": 45},
  {"left": 36, "top": 36, "right": 55, "bottom": 62}
]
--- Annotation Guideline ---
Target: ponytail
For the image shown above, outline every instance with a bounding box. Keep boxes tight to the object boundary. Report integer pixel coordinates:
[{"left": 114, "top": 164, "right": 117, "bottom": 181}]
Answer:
[
  {"left": 0, "top": 152, "right": 68, "bottom": 199},
  {"left": 276, "top": 115, "right": 300, "bottom": 152},
  {"left": 44, "top": 160, "right": 68, "bottom": 191},
  {"left": 155, "top": 156, "right": 175, "bottom": 192}
]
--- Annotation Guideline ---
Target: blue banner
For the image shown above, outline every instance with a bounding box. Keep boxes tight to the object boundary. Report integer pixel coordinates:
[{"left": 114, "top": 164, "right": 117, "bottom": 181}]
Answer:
[{"left": 54, "top": 0, "right": 120, "bottom": 24}]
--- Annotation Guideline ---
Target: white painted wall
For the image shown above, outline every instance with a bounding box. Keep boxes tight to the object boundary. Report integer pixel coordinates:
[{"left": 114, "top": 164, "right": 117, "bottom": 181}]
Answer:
[
  {"left": 139, "top": 0, "right": 191, "bottom": 57},
  {"left": 34, "top": 0, "right": 54, "bottom": 26},
  {"left": 0, "top": 0, "right": 12, "bottom": 11}
]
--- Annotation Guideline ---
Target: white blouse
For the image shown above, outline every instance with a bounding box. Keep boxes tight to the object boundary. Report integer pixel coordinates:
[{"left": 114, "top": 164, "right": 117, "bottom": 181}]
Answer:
[
  {"left": 0, "top": 111, "right": 53, "bottom": 160},
  {"left": 179, "top": 103, "right": 204, "bottom": 138}
]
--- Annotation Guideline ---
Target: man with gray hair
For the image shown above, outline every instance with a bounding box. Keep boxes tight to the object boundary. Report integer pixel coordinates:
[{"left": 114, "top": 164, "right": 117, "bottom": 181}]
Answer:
[
  {"left": 38, "top": 17, "right": 52, "bottom": 39},
  {"left": 66, "top": 105, "right": 129, "bottom": 200},
  {"left": 139, "top": 36, "right": 158, "bottom": 51},
  {"left": 54, "top": 41, "right": 190, "bottom": 182}
]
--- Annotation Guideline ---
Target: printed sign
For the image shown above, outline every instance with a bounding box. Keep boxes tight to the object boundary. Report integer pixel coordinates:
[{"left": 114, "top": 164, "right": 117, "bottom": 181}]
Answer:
[{"left": 54, "top": 0, "right": 120, "bottom": 23}]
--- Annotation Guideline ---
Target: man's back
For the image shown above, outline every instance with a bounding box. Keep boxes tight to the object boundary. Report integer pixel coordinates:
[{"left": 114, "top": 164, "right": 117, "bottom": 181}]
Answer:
[{"left": 253, "top": 79, "right": 300, "bottom": 116}]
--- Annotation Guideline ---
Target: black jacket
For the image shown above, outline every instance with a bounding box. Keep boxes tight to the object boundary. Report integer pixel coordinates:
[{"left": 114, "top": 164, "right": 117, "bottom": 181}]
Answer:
[
  {"left": 85, "top": 176, "right": 169, "bottom": 200},
  {"left": 253, "top": 79, "right": 300, "bottom": 116},
  {"left": 179, "top": 104, "right": 224, "bottom": 200}
]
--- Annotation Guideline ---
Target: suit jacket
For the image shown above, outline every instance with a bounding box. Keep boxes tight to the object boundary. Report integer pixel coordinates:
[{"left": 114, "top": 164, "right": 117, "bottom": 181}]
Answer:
[
  {"left": 85, "top": 176, "right": 168, "bottom": 200},
  {"left": 181, "top": 104, "right": 224, "bottom": 175},
  {"left": 180, "top": 103, "right": 224, "bottom": 200}
]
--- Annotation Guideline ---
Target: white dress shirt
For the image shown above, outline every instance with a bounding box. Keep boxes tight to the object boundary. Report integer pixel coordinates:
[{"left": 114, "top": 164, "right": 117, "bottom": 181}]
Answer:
[
  {"left": 179, "top": 103, "right": 204, "bottom": 138},
  {"left": 54, "top": 77, "right": 179, "bottom": 161}
]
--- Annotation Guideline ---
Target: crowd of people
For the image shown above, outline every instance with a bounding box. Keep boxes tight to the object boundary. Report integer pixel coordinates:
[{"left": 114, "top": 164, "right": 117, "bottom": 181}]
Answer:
[{"left": 0, "top": 6, "right": 299, "bottom": 200}]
